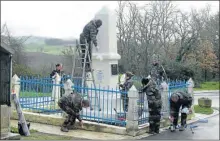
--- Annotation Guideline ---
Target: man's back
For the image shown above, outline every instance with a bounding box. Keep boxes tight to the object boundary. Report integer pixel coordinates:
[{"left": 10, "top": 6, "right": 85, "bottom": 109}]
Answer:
[
  {"left": 170, "top": 91, "right": 192, "bottom": 108},
  {"left": 82, "top": 20, "right": 98, "bottom": 41},
  {"left": 59, "top": 93, "right": 83, "bottom": 112}
]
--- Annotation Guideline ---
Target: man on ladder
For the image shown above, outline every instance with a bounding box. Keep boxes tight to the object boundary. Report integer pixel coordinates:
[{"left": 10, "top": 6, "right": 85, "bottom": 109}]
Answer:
[
  {"left": 72, "top": 19, "right": 102, "bottom": 111},
  {"left": 79, "top": 19, "right": 102, "bottom": 72}
]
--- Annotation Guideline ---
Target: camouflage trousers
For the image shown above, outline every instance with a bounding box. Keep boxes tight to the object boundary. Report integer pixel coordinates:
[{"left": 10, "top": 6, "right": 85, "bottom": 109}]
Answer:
[
  {"left": 58, "top": 102, "right": 76, "bottom": 128},
  {"left": 148, "top": 109, "right": 161, "bottom": 133}
]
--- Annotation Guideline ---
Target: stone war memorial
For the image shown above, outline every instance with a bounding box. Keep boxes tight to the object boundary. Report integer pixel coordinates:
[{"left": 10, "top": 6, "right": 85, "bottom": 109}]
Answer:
[{"left": 81, "top": 6, "right": 150, "bottom": 127}]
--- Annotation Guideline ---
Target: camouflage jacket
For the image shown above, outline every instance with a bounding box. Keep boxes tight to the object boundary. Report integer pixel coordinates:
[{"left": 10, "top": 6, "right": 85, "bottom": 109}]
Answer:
[
  {"left": 150, "top": 64, "right": 164, "bottom": 85},
  {"left": 141, "top": 79, "right": 162, "bottom": 111},
  {"left": 58, "top": 92, "right": 83, "bottom": 114},
  {"left": 80, "top": 20, "right": 99, "bottom": 47},
  {"left": 170, "top": 91, "right": 193, "bottom": 113}
]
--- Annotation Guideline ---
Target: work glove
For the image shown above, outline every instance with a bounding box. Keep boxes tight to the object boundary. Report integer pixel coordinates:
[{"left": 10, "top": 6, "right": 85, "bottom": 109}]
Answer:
[
  {"left": 95, "top": 45, "right": 99, "bottom": 51},
  {"left": 96, "top": 54, "right": 103, "bottom": 61}
]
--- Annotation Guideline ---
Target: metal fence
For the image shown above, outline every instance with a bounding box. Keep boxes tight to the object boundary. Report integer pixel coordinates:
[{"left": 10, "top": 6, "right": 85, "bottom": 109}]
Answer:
[
  {"left": 18, "top": 75, "right": 189, "bottom": 127},
  {"left": 18, "top": 76, "right": 128, "bottom": 127},
  {"left": 137, "top": 80, "right": 189, "bottom": 126}
]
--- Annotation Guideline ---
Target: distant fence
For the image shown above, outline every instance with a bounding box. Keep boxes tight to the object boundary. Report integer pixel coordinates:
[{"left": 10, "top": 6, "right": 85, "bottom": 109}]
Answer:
[{"left": 12, "top": 74, "right": 194, "bottom": 128}]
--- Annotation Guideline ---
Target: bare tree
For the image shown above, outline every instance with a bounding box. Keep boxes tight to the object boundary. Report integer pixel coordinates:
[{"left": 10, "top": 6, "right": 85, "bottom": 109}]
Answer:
[{"left": 1, "top": 23, "right": 30, "bottom": 65}]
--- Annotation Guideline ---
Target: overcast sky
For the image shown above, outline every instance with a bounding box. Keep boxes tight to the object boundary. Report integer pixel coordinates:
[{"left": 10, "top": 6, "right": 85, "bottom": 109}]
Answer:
[{"left": 1, "top": 1, "right": 219, "bottom": 39}]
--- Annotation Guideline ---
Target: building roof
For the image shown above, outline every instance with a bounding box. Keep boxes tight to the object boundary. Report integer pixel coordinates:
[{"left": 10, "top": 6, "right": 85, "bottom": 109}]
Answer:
[{"left": 0, "top": 41, "right": 14, "bottom": 54}]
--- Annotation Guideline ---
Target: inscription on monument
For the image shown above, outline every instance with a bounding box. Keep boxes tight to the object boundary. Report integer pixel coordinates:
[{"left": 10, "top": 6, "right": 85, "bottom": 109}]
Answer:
[{"left": 111, "top": 64, "right": 118, "bottom": 75}]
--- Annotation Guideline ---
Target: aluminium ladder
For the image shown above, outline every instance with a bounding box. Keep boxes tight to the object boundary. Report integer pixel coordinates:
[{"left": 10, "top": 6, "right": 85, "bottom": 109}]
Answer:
[{"left": 72, "top": 39, "right": 101, "bottom": 111}]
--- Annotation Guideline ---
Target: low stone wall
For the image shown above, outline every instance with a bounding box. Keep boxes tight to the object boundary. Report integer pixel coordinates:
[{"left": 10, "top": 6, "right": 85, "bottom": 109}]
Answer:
[{"left": 10, "top": 110, "right": 194, "bottom": 136}]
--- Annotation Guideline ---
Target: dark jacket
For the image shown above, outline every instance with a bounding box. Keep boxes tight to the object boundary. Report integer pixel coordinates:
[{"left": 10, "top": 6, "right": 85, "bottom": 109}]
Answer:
[
  {"left": 141, "top": 79, "right": 162, "bottom": 111},
  {"left": 80, "top": 20, "right": 99, "bottom": 47},
  {"left": 50, "top": 69, "right": 65, "bottom": 79},
  {"left": 170, "top": 91, "right": 193, "bottom": 113},
  {"left": 120, "top": 78, "right": 133, "bottom": 92},
  {"left": 50, "top": 69, "right": 61, "bottom": 78}
]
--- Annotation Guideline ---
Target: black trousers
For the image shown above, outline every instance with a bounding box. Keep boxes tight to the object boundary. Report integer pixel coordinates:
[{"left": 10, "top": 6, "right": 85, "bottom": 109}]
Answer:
[
  {"left": 170, "top": 105, "right": 188, "bottom": 126},
  {"left": 80, "top": 36, "right": 92, "bottom": 69},
  {"left": 121, "top": 94, "right": 128, "bottom": 112}
]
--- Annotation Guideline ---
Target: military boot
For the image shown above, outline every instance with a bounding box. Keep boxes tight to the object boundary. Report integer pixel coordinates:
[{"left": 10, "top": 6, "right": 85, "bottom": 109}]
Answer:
[
  {"left": 60, "top": 126, "right": 69, "bottom": 132},
  {"left": 67, "top": 125, "right": 77, "bottom": 130},
  {"left": 154, "top": 123, "right": 160, "bottom": 134},
  {"left": 148, "top": 124, "right": 155, "bottom": 134}
]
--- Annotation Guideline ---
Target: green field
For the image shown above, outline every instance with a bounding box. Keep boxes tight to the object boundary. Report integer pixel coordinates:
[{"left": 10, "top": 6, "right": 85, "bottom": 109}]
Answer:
[
  {"left": 24, "top": 44, "right": 67, "bottom": 55},
  {"left": 194, "top": 81, "right": 219, "bottom": 91},
  {"left": 20, "top": 91, "right": 52, "bottom": 98}
]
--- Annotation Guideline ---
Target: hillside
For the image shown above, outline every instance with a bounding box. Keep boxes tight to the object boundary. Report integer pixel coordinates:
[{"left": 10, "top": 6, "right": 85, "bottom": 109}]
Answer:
[
  {"left": 25, "top": 52, "right": 73, "bottom": 74},
  {"left": 22, "top": 36, "right": 77, "bottom": 55}
]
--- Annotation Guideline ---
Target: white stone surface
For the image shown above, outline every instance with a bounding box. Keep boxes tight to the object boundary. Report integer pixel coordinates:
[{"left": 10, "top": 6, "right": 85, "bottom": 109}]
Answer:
[
  {"left": 64, "top": 79, "right": 74, "bottom": 96},
  {"left": 12, "top": 74, "right": 20, "bottom": 96}
]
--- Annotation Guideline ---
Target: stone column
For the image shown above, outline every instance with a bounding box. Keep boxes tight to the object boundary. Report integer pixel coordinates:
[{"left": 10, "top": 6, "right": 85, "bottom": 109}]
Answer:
[
  {"left": 126, "top": 86, "right": 139, "bottom": 136},
  {"left": 63, "top": 79, "right": 74, "bottom": 96},
  {"left": 11, "top": 74, "right": 20, "bottom": 112},
  {"left": 11, "top": 74, "right": 20, "bottom": 97},
  {"left": 187, "top": 78, "right": 195, "bottom": 114},
  {"left": 161, "top": 81, "right": 169, "bottom": 118}
]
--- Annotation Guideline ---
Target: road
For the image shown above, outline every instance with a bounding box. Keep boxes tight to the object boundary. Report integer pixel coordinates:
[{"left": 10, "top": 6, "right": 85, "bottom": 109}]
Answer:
[{"left": 140, "top": 115, "right": 219, "bottom": 140}]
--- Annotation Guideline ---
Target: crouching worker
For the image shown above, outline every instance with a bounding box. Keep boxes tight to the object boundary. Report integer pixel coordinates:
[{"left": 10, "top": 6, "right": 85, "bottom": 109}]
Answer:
[
  {"left": 119, "top": 71, "right": 134, "bottom": 112},
  {"left": 58, "top": 92, "right": 90, "bottom": 132},
  {"left": 141, "top": 76, "right": 162, "bottom": 134},
  {"left": 169, "top": 91, "right": 193, "bottom": 132}
]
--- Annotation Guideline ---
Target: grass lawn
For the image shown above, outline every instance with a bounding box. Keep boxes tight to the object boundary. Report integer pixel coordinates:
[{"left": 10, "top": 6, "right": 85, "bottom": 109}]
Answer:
[
  {"left": 20, "top": 91, "right": 52, "bottom": 98},
  {"left": 194, "top": 81, "right": 219, "bottom": 91},
  {"left": 194, "top": 105, "right": 214, "bottom": 115},
  {"left": 10, "top": 126, "right": 73, "bottom": 140}
]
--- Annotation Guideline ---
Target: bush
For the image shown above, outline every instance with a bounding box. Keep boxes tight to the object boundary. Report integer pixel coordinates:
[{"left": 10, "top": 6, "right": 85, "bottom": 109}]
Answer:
[{"left": 13, "top": 64, "right": 38, "bottom": 77}]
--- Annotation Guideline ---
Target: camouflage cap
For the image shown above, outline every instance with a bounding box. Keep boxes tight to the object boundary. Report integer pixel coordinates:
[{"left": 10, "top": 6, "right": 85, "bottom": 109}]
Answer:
[
  {"left": 141, "top": 77, "right": 150, "bottom": 85},
  {"left": 95, "top": 19, "right": 102, "bottom": 28},
  {"left": 126, "top": 71, "right": 134, "bottom": 78}
]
